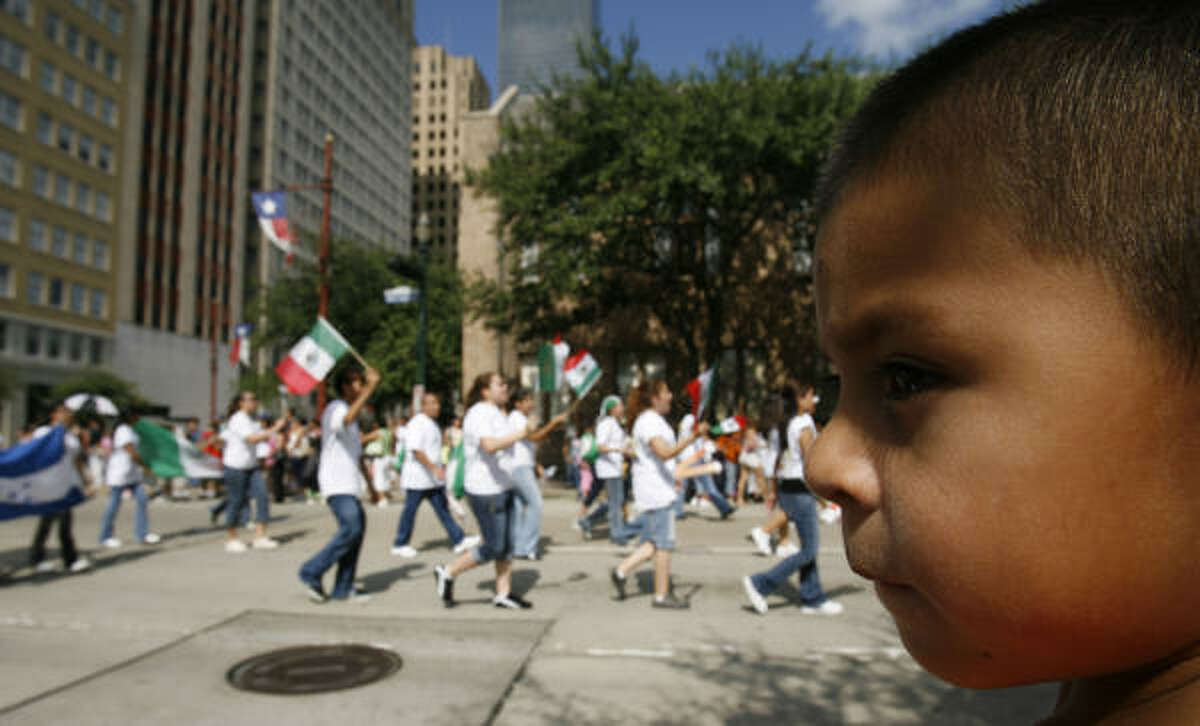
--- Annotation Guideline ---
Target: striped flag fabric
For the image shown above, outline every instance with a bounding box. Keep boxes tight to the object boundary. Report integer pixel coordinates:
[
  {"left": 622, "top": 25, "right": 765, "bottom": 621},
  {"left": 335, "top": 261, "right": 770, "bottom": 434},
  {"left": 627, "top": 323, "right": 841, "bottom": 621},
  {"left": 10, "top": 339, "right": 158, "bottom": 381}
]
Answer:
[
  {"left": 133, "top": 420, "right": 224, "bottom": 480},
  {"left": 537, "top": 335, "right": 570, "bottom": 392},
  {"left": 230, "top": 323, "right": 252, "bottom": 367},
  {"left": 711, "top": 415, "right": 747, "bottom": 436},
  {"left": 251, "top": 191, "right": 297, "bottom": 260},
  {"left": 446, "top": 441, "right": 466, "bottom": 499},
  {"left": 276, "top": 317, "right": 351, "bottom": 395},
  {"left": 563, "top": 350, "right": 601, "bottom": 398},
  {"left": 0, "top": 427, "right": 85, "bottom": 521},
  {"left": 686, "top": 367, "right": 716, "bottom": 421}
]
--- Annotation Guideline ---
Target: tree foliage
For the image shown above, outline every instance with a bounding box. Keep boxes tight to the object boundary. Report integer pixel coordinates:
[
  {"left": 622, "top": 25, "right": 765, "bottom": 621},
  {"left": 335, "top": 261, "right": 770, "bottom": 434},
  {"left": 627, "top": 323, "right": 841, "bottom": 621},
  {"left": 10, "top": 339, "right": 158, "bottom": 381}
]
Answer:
[
  {"left": 249, "top": 240, "right": 463, "bottom": 409},
  {"left": 469, "top": 34, "right": 876, "bottom": 391}
]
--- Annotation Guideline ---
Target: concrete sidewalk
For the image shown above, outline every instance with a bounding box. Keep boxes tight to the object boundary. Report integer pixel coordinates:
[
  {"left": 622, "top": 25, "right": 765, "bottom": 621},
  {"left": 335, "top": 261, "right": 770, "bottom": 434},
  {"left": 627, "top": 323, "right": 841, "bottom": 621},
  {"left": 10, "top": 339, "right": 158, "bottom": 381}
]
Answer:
[{"left": 0, "top": 488, "right": 1056, "bottom": 724}]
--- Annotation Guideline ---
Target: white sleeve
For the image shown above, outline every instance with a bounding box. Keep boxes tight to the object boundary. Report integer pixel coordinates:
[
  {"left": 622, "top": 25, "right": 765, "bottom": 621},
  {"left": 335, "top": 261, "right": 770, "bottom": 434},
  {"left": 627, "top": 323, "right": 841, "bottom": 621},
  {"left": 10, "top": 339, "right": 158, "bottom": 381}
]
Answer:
[{"left": 325, "top": 402, "right": 347, "bottom": 433}]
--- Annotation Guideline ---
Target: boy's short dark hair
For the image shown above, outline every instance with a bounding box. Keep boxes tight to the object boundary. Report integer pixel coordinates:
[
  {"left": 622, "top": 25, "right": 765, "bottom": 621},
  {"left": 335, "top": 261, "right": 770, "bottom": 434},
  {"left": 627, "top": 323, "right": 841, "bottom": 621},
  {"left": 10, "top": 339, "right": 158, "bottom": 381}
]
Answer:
[
  {"left": 816, "top": 0, "right": 1200, "bottom": 369},
  {"left": 333, "top": 365, "right": 363, "bottom": 395}
]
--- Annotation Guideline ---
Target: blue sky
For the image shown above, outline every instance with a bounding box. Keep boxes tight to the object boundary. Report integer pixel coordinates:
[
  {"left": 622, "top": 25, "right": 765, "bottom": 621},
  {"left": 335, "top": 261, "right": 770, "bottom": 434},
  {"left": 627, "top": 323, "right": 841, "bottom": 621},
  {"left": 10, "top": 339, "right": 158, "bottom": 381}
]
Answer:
[{"left": 414, "top": 0, "right": 1011, "bottom": 101}]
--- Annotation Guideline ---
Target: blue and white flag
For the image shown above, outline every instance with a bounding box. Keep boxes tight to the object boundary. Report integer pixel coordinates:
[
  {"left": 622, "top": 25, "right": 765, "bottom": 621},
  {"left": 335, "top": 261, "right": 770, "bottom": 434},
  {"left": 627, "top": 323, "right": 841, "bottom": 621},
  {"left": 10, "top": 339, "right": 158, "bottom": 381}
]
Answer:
[{"left": 0, "top": 426, "right": 85, "bottom": 520}]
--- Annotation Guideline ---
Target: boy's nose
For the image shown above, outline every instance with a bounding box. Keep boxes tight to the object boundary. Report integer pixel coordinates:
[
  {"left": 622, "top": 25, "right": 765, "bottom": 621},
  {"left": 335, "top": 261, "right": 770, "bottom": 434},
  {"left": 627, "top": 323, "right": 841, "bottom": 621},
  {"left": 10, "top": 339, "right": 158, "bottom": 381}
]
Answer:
[{"left": 807, "top": 416, "right": 881, "bottom": 512}]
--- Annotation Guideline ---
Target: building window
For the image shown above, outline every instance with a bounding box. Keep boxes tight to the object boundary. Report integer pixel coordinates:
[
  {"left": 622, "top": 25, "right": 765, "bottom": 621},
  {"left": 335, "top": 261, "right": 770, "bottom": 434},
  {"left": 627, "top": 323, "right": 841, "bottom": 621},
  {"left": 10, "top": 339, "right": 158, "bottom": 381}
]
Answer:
[
  {"left": 28, "top": 218, "right": 44, "bottom": 250},
  {"left": 84, "top": 37, "right": 98, "bottom": 66},
  {"left": 89, "top": 336, "right": 101, "bottom": 364},
  {"left": 26, "top": 270, "right": 43, "bottom": 305},
  {"left": 39, "top": 60, "right": 54, "bottom": 93},
  {"left": 0, "top": 262, "right": 8, "bottom": 297},
  {"left": 78, "top": 133, "right": 92, "bottom": 163},
  {"left": 0, "top": 149, "right": 17, "bottom": 187},
  {"left": 94, "top": 191, "right": 110, "bottom": 220},
  {"left": 25, "top": 324, "right": 40, "bottom": 355},
  {"left": 1, "top": 0, "right": 30, "bottom": 23},
  {"left": 31, "top": 164, "right": 46, "bottom": 197},
  {"left": 89, "top": 288, "right": 105, "bottom": 317},
  {"left": 65, "top": 24, "right": 79, "bottom": 55},
  {"left": 97, "top": 142, "right": 111, "bottom": 171},
  {"left": 54, "top": 173, "right": 69, "bottom": 204},
  {"left": 0, "top": 205, "right": 11, "bottom": 242},
  {"left": 75, "top": 182, "right": 90, "bottom": 213},
  {"left": 68, "top": 332, "right": 83, "bottom": 361},
  {"left": 73, "top": 232, "right": 87, "bottom": 263},
  {"left": 0, "top": 33, "right": 25, "bottom": 76},
  {"left": 69, "top": 282, "right": 84, "bottom": 313},
  {"left": 61, "top": 73, "right": 77, "bottom": 104},
  {"left": 56, "top": 122, "right": 73, "bottom": 152},
  {"left": 0, "top": 90, "right": 19, "bottom": 129},
  {"left": 48, "top": 277, "right": 62, "bottom": 307},
  {"left": 82, "top": 85, "right": 95, "bottom": 115},
  {"left": 102, "top": 50, "right": 118, "bottom": 80},
  {"left": 44, "top": 10, "right": 60, "bottom": 41},
  {"left": 35, "top": 111, "right": 50, "bottom": 143},
  {"left": 105, "top": 6, "right": 121, "bottom": 34},
  {"left": 51, "top": 225, "right": 66, "bottom": 256},
  {"left": 100, "top": 97, "right": 115, "bottom": 125},
  {"left": 46, "top": 328, "right": 61, "bottom": 357},
  {"left": 92, "top": 239, "right": 107, "bottom": 268}
]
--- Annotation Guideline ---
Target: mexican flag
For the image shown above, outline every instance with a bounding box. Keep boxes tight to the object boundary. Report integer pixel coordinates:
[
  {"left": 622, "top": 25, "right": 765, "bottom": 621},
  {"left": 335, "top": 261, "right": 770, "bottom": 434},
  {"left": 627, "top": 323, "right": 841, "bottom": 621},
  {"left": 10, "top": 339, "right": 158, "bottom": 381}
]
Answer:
[
  {"left": 563, "top": 350, "right": 601, "bottom": 398},
  {"left": 446, "top": 441, "right": 466, "bottom": 499},
  {"left": 537, "top": 335, "right": 570, "bottom": 392},
  {"left": 133, "top": 420, "right": 224, "bottom": 479},
  {"left": 276, "top": 317, "right": 350, "bottom": 395},
  {"left": 711, "top": 415, "right": 747, "bottom": 436},
  {"left": 686, "top": 367, "right": 716, "bottom": 421},
  {"left": 579, "top": 431, "right": 599, "bottom": 464}
]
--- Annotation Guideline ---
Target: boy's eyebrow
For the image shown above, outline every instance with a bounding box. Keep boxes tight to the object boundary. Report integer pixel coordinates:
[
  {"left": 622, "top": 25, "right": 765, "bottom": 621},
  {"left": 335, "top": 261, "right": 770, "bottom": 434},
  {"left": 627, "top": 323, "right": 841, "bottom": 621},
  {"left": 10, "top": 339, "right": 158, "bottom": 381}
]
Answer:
[{"left": 820, "top": 302, "right": 951, "bottom": 358}]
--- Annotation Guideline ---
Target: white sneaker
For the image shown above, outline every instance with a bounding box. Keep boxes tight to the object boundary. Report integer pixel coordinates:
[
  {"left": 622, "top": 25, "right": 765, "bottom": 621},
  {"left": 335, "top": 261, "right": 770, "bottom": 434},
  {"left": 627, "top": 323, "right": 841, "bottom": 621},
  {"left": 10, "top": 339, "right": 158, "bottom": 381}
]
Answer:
[
  {"left": 391, "top": 545, "right": 418, "bottom": 558},
  {"left": 453, "top": 535, "right": 481, "bottom": 554},
  {"left": 69, "top": 558, "right": 92, "bottom": 573},
  {"left": 375, "top": 500, "right": 389, "bottom": 509},
  {"left": 34, "top": 561, "right": 58, "bottom": 574},
  {"left": 251, "top": 537, "right": 279, "bottom": 550},
  {"left": 749, "top": 527, "right": 772, "bottom": 557},
  {"left": 101, "top": 537, "right": 121, "bottom": 549},
  {"left": 801, "top": 600, "right": 845, "bottom": 616},
  {"left": 819, "top": 505, "right": 842, "bottom": 524},
  {"left": 742, "top": 575, "right": 768, "bottom": 614},
  {"left": 224, "top": 539, "right": 248, "bottom": 553},
  {"left": 142, "top": 533, "right": 161, "bottom": 545},
  {"left": 776, "top": 542, "right": 800, "bottom": 558}
]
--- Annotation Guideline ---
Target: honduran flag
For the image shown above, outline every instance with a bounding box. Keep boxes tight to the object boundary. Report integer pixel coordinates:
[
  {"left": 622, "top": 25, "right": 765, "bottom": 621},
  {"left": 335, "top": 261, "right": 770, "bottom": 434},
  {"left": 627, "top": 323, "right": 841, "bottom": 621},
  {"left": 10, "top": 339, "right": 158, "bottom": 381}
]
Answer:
[
  {"left": 0, "top": 426, "right": 85, "bottom": 520},
  {"left": 134, "top": 420, "right": 224, "bottom": 480},
  {"left": 230, "top": 323, "right": 252, "bottom": 367},
  {"left": 537, "top": 335, "right": 570, "bottom": 392},
  {"left": 251, "top": 191, "right": 297, "bottom": 260},
  {"left": 563, "top": 349, "right": 601, "bottom": 398},
  {"left": 686, "top": 367, "right": 716, "bottom": 421},
  {"left": 276, "top": 317, "right": 351, "bottom": 395}
]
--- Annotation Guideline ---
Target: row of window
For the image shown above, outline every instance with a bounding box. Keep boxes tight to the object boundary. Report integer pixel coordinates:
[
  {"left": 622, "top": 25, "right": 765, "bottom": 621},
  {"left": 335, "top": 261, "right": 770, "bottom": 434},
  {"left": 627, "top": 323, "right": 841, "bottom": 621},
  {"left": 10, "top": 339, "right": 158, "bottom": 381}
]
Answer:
[
  {"left": 0, "top": 30, "right": 24, "bottom": 76},
  {"left": 68, "top": 0, "right": 123, "bottom": 36},
  {"left": 39, "top": 59, "right": 120, "bottom": 127},
  {"left": 23, "top": 269, "right": 107, "bottom": 317},
  {"left": 44, "top": 8, "right": 123, "bottom": 80},
  {"left": 34, "top": 110, "right": 115, "bottom": 172},
  {"left": 0, "top": 317, "right": 107, "bottom": 365},
  {"left": 27, "top": 218, "right": 109, "bottom": 269},
  {"left": 27, "top": 163, "right": 113, "bottom": 221}
]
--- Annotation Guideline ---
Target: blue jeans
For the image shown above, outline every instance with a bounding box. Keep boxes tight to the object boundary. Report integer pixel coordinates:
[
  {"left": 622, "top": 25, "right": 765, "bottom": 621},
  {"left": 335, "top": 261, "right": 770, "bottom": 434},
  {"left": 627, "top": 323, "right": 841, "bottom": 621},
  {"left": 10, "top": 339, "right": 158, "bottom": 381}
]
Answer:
[
  {"left": 509, "top": 466, "right": 543, "bottom": 557},
  {"left": 299, "top": 495, "right": 365, "bottom": 599},
  {"left": 750, "top": 491, "right": 826, "bottom": 605},
  {"left": 100, "top": 484, "right": 148, "bottom": 542},
  {"left": 722, "top": 460, "right": 738, "bottom": 498},
  {"left": 594, "top": 476, "right": 641, "bottom": 544},
  {"left": 690, "top": 474, "right": 733, "bottom": 516},
  {"left": 223, "top": 467, "right": 268, "bottom": 528},
  {"left": 468, "top": 491, "right": 513, "bottom": 563},
  {"left": 393, "top": 487, "right": 464, "bottom": 547}
]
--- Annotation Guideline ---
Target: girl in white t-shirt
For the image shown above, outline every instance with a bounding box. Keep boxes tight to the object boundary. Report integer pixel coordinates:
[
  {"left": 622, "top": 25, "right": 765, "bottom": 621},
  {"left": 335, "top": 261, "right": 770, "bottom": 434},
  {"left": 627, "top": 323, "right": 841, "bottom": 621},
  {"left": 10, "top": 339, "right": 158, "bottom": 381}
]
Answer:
[
  {"left": 505, "top": 385, "right": 568, "bottom": 560},
  {"left": 433, "top": 372, "right": 539, "bottom": 610},
  {"left": 610, "top": 379, "right": 699, "bottom": 610}
]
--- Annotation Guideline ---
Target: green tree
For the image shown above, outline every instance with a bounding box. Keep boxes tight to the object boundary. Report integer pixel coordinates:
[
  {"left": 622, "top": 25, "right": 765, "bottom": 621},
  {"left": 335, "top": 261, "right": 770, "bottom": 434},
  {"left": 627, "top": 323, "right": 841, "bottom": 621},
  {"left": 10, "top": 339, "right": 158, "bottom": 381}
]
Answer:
[
  {"left": 469, "top": 34, "right": 875, "bottom": 393},
  {"left": 249, "top": 240, "right": 462, "bottom": 408}
]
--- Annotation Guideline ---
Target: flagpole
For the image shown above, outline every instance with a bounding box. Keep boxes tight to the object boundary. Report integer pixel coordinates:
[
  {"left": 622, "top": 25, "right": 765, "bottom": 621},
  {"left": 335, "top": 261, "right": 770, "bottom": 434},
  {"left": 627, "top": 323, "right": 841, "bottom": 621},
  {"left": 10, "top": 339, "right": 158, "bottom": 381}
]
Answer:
[{"left": 316, "top": 133, "right": 334, "bottom": 413}]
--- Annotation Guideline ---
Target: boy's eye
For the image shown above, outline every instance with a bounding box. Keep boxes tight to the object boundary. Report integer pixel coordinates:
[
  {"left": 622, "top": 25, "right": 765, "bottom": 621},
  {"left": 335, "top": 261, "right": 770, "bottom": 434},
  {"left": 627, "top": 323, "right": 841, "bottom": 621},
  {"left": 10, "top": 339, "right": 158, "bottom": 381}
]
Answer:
[{"left": 879, "top": 361, "right": 943, "bottom": 402}]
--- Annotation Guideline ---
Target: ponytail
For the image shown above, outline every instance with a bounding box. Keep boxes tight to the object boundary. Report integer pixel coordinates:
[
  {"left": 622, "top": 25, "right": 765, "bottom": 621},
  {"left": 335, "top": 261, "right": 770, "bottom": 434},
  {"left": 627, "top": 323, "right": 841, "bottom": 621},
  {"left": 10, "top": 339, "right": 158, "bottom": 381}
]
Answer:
[
  {"left": 626, "top": 378, "right": 666, "bottom": 426},
  {"left": 465, "top": 372, "right": 496, "bottom": 409}
]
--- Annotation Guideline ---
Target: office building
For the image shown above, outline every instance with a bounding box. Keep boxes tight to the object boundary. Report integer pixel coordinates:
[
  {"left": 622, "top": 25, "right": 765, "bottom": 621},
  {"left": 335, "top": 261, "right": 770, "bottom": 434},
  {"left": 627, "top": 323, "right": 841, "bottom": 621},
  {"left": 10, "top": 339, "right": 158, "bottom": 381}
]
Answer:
[{"left": 498, "top": 0, "right": 596, "bottom": 96}]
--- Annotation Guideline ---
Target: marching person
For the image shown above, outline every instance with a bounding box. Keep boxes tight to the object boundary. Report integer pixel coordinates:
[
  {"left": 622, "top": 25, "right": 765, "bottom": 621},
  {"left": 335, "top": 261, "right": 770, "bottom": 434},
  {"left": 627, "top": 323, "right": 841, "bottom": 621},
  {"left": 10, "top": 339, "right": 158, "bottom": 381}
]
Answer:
[
  {"left": 299, "top": 365, "right": 381, "bottom": 603},
  {"left": 219, "top": 392, "right": 286, "bottom": 552},
  {"left": 99, "top": 410, "right": 160, "bottom": 548},
  {"left": 391, "top": 392, "right": 479, "bottom": 557},
  {"left": 433, "top": 372, "right": 536, "bottom": 610},
  {"left": 29, "top": 402, "right": 93, "bottom": 573},
  {"left": 506, "top": 385, "right": 568, "bottom": 560}
]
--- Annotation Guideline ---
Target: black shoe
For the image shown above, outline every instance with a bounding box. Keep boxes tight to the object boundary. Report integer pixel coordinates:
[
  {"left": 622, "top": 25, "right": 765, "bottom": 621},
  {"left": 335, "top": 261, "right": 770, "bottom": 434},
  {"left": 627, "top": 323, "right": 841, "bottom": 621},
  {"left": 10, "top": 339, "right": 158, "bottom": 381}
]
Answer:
[
  {"left": 434, "top": 565, "right": 455, "bottom": 607},
  {"left": 610, "top": 567, "right": 627, "bottom": 601},
  {"left": 493, "top": 592, "right": 533, "bottom": 609},
  {"left": 300, "top": 578, "right": 328, "bottom": 603},
  {"left": 651, "top": 593, "right": 689, "bottom": 609}
]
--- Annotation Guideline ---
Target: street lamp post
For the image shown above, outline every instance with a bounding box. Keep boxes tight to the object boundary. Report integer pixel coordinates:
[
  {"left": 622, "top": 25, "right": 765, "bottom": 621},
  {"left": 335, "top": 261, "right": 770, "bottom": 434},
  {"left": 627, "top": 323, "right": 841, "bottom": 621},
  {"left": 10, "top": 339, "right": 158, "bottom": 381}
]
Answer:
[{"left": 415, "top": 211, "right": 431, "bottom": 398}]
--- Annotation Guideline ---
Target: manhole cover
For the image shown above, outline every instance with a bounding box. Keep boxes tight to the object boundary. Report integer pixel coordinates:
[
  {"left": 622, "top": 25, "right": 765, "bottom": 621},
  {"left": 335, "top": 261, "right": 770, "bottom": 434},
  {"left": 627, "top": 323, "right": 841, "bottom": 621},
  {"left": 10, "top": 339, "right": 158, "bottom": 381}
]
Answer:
[{"left": 226, "top": 644, "right": 402, "bottom": 695}]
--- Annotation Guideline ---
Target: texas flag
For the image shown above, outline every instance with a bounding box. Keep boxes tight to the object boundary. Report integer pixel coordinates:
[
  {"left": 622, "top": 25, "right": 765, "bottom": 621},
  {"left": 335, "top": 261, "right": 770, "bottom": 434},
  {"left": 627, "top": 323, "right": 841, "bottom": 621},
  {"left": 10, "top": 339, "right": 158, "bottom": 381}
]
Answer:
[
  {"left": 251, "top": 191, "right": 296, "bottom": 260},
  {"left": 230, "top": 323, "right": 252, "bottom": 367}
]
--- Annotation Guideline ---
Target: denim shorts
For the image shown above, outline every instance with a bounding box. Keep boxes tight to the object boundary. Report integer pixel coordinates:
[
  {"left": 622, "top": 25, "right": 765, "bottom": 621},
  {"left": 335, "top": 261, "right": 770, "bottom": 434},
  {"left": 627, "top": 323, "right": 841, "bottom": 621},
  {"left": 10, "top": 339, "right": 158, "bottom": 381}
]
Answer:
[
  {"left": 637, "top": 505, "right": 676, "bottom": 551},
  {"left": 467, "top": 490, "right": 514, "bottom": 563}
]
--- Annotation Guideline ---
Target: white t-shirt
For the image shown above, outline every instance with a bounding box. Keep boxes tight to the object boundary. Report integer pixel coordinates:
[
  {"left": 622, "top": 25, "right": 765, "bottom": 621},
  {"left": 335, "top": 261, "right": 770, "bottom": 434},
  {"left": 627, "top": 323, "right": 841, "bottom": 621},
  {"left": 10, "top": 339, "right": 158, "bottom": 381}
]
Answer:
[
  {"left": 505, "top": 410, "right": 536, "bottom": 471},
  {"left": 105, "top": 423, "right": 141, "bottom": 486},
  {"left": 318, "top": 399, "right": 365, "bottom": 498},
  {"left": 462, "top": 401, "right": 513, "bottom": 495},
  {"left": 221, "top": 410, "right": 260, "bottom": 470},
  {"left": 401, "top": 413, "right": 442, "bottom": 490},
  {"left": 777, "top": 414, "right": 817, "bottom": 480},
  {"left": 594, "top": 415, "right": 626, "bottom": 479},
  {"left": 630, "top": 410, "right": 676, "bottom": 512}
]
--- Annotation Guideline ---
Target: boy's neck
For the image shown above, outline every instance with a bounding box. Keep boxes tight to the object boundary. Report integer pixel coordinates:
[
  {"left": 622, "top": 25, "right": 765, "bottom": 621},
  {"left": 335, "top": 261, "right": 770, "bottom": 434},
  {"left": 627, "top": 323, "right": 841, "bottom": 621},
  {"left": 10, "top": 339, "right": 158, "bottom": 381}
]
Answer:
[{"left": 1047, "top": 642, "right": 1200, "bottom": 724}]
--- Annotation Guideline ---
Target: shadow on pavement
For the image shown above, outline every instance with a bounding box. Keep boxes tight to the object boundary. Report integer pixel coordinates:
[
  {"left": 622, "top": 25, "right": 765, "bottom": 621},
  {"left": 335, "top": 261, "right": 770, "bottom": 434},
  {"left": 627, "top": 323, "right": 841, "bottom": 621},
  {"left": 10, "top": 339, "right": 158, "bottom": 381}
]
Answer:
[
  {"left": 358, "top": 562, "right": 426, "bottom": 592},
  {"left": 0, "top": 547, "right": 160, "bottom": 587}
]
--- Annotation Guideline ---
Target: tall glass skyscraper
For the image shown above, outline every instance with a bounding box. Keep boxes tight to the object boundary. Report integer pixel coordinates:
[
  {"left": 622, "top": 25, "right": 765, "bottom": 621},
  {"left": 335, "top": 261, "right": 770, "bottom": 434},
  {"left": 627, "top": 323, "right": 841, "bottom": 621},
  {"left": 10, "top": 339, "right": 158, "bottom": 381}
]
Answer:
[{"left": 498, "top": 0, "right": 598, "bottom": 95}]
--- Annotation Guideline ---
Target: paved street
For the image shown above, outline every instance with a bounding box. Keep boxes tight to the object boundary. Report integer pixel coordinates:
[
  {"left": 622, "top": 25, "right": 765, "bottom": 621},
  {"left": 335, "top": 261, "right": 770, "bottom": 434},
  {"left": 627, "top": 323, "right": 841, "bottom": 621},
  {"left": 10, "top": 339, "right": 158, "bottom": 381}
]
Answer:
[{"left": 0, "top": 486, "right": 1055, "bottom": 725}]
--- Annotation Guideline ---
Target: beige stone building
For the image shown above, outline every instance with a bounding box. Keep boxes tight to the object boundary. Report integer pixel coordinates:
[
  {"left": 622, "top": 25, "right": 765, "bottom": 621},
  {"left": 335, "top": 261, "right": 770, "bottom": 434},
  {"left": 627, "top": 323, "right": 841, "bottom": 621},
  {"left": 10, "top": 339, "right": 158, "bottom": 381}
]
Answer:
[
  {"left": 0, "top": 0, "right": 132, "bottom": 440},
  {"left": 410, "top": 45, "right": 490, "bottom": 261}
]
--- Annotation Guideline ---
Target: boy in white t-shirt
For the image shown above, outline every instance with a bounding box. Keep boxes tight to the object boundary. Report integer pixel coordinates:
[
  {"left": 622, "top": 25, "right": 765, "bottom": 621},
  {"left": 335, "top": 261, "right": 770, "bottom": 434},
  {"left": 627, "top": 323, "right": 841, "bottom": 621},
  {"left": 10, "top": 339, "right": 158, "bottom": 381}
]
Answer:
[{"left": 99, "top": 411, "right": 160, "bottom": 548}]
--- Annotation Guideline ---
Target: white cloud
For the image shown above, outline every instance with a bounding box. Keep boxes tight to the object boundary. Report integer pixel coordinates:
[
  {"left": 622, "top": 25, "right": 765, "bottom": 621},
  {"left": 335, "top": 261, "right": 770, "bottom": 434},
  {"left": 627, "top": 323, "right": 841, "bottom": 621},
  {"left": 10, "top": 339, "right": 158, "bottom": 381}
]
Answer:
[{"left": 816, "top": 0, "right": 996, "bottom": 57}]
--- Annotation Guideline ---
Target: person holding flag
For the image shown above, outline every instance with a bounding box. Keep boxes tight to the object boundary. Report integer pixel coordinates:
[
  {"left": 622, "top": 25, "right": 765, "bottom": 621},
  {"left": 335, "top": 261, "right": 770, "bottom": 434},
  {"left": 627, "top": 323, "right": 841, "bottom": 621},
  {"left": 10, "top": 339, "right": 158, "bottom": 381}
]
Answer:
[
  {"left": 505, "top": 385, "right": 568, "bottom": 560},
  {"left": 218, "top": 391, "right": 287, "bottom": 552},
  {"left": 299, "top": 364, "right": 381, "bottom": 603},
  {"left": 433, "top": 372, "right": 537, "bottom": 610},
  {"left": 578, "top": 395, "right": 640, "bottom": 544},
  {"left": 28, "top": 402, "right": 94, "bottom": 573},
  {"left": 391, "top": 392, "right": 480, "bottom": 558},
  {"left": 99, "top": 410, "right": 161, "bottom": 549}
]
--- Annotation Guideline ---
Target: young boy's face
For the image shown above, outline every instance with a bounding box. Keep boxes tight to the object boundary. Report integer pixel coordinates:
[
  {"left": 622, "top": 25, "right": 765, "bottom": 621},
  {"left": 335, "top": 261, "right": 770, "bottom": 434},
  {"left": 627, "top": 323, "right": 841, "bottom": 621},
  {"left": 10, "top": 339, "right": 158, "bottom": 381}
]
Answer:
[{"left": 808, "top": 175, "right": 1200, "bottom": 688}]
